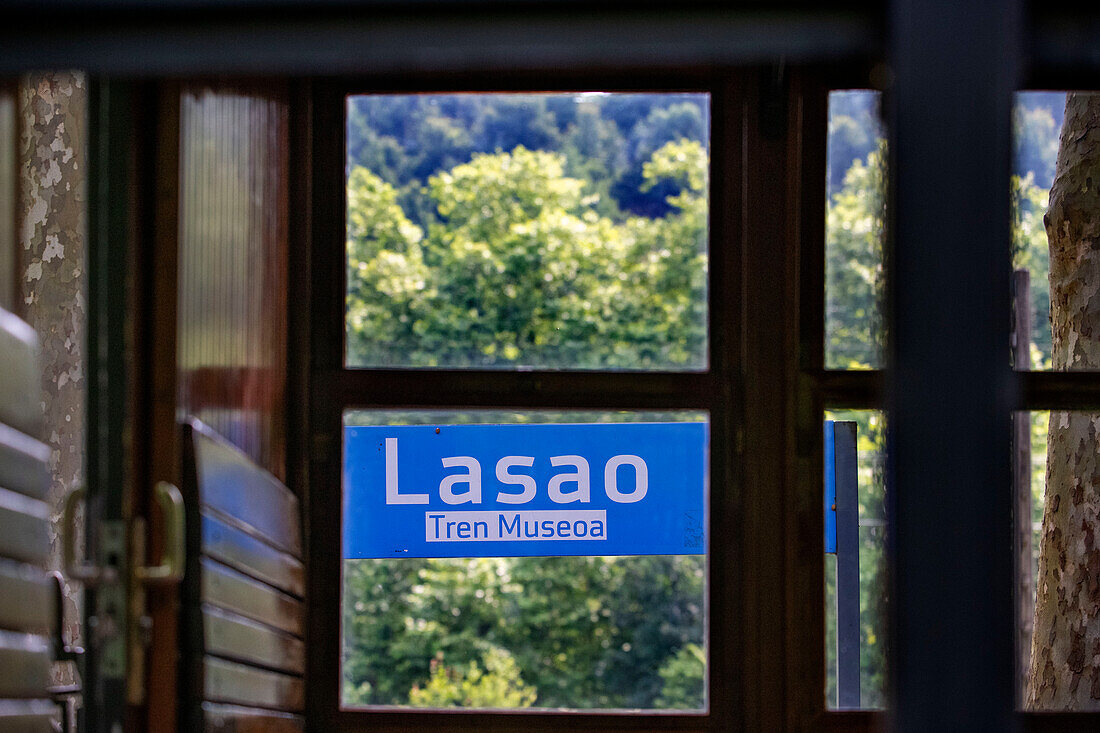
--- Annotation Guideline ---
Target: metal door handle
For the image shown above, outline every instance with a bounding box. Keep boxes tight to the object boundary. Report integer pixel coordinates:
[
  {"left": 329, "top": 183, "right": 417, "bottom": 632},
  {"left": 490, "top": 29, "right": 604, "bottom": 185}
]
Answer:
[
  {"left": 62, "top": 488, "right": 117, "bottom": 586},
  {"left": 133, "top": 481, "right": 185, "bottom": 585}
]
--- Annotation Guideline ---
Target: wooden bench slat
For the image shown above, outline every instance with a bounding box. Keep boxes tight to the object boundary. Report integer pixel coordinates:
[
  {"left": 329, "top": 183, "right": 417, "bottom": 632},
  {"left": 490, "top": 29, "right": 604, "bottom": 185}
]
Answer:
[
  {"left": 202, "top": 703, "right": 303, "bottom": 733},
  {"left": 191, "top": 423, "right": 301, "bottom": 557},
  {"left": 0, "top": 423, "right": 50, "bottom": 502},
  {"left": 0, "top": 629, "right": 51, "bottom": 697},
  {"left": 202, "top": 513, "right": 304, "bottom": 598},
  {"left": 203, "top": 657, "right": 304, "bottom": 712},
  {"left": 203, "top": 605, "right": 304, "bottom": 675},
  {"left": 0, "top": 488, "right": 50, "bottom": 568},
  {"left": 201, "top": 558, "right": 303, "bottom": 638},
  {"left": 0, "top": 309, "right": 43, "bottom": 439},
  {"left": 0, "top": 560, "right": 53, "bottom": 634},
  {"left": 0, "top": 699, "right": 60, "bottom": 733}
]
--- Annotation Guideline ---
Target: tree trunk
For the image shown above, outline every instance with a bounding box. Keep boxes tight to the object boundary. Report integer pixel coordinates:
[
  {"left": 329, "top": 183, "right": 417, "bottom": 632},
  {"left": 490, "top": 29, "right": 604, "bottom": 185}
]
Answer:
[{"left": 1026, "top": 92, "right": 1100, "bottom": 709}]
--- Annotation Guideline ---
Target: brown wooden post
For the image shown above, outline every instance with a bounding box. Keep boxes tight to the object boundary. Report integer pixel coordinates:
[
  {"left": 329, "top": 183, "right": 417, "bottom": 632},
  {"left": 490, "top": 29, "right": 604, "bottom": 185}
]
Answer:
[{"left": 1013, "top": 268, "right": 1034, "bottom": 705}]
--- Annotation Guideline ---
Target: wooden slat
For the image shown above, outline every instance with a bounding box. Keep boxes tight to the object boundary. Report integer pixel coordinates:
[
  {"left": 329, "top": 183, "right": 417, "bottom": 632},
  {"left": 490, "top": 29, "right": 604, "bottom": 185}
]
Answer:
[
  {"left": 203, "top": 657, "right": 304, "bottom": 712},
  {"left": 0, "top": 560, "right": 53, "bottom": 634},
  {"left": 0, "top": 629, "right": 50, "bottom": 697},
  {"left": 201, "top": 558, "right": 303, "bottom": 637},
  {"left": 0, "top": 487, "right": 49, "bottom": 568},
  {"left": 0, "top": 699, "right": 60, "bottom": 733},
  {"left": 0, "top": 308, "right": 42, "bottom": 438},
  {"left": 0, "top": 422, "right": 49, "bottom": 501},
  {"left": 202, "top": 513, "right": 304, "bottom": 598},
  {"left": 203, "top": 702, "right": 303, "bottom": 733},
  {"left": 202, "top": 605, "right": 304, "bottom": 675},
  {"left": 192, "top": 424, "right": 301, "bottom": 557}
]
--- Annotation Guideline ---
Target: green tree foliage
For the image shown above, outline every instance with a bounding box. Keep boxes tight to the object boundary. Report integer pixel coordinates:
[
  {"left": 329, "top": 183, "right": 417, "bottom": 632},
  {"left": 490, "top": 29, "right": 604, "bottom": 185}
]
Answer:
[
  {"left": 655, "top": 643, "right": 706, "bottom": 709},
  {"left": 346, "top": 93, "right": 707, "bottom": 221},
  {"left": 409, "top": 648, "right": 537, "bottom": 708},
  {"left": 1011, "top": 173, "right": 1052, "bottom": 369},
  {"left": 825, "top": 141, "right": 886, "bottom": 369},
  {"left": 343, "top": 555, "right": 705, "bottom": 709},
  {"left": 346, "top": 141, "right": 707, "bottom": 369}
]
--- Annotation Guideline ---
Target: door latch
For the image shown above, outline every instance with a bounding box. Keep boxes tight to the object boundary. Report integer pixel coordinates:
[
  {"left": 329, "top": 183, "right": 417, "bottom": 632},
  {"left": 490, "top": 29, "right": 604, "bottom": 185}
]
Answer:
[{"left": 62, "top": 482, "right": 186, "bottom": 704}]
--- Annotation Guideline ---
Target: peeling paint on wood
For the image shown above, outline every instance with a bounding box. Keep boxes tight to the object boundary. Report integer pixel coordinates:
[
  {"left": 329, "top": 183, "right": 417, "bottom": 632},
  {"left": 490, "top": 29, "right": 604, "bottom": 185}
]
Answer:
[
  {"left": 1027, "top": 92, "right": 1100, "bottom": 710},
  {"left": 16, "top": 72, "right": 86, "bottom": 681}
]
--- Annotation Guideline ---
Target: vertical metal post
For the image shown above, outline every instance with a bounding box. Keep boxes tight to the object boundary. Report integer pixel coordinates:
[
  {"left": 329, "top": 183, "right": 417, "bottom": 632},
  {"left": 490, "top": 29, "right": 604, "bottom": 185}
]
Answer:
[
  {"left": 87, "top": 77, "right": 134, "bottom": 733},
  {"left": 1012, "top": 268, "right": 1034, "bottom": 704},
  {"left": 834, "top": 421, "right": 861, "bottom": 709},
  {"left": 889, "top": 0, "right": 1020, "bottom": 728}
]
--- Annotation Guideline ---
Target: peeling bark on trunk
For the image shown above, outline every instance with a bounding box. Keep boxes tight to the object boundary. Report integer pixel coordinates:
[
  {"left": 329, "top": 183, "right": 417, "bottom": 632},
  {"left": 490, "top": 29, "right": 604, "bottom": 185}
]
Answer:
[
  {"left": 17, "top": 71, "right": 86, "bottom": 688},
  {"left": 1026, "top": 93, "right": 1100, "bottom": 709}
]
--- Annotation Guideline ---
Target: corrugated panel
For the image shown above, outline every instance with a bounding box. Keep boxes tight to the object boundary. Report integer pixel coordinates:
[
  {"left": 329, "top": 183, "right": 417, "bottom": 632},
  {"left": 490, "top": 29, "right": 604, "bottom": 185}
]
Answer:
[{"left": 176, "top": 85, "right": 289, "bottom": 481}]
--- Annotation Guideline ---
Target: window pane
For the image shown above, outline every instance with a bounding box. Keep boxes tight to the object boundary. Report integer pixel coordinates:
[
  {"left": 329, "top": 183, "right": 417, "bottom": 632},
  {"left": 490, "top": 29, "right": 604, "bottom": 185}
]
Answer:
[
  {"left": 1013, "top": 410, "right": 1045, "bottom": 707},
  {"left": 1012, "top": 410, "right": 1100, "bottom": 711},
  {"left": 824, "top": 409, "right": 887, "bottom": 709},
  {"left": 341, "top": 410, "right": 708, "bottom": 711},
  {"left": 345, "top": 93, "right": 709, "bottom": 370},
  {"left": 825, "top": 91, "right": 885, "bottom": 370},
  {"left": 1011, "top": 92, "right": 1062, "bottom": 371}
]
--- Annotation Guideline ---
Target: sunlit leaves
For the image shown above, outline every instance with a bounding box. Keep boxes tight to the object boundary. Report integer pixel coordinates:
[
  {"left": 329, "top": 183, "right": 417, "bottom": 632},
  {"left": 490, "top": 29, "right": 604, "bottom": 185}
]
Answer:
[
  {"left": 346, "top": 142, "right": 707, "bottom": 369},
  {"left": 825, "top": 141, "right": 886, "bottom": 369}
]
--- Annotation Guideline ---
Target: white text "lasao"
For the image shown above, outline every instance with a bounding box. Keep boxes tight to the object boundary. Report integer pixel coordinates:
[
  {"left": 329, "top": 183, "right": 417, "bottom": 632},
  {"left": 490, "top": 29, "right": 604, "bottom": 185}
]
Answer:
[{"left": 383, "top": 438, "right": 648, "bottom": 506}]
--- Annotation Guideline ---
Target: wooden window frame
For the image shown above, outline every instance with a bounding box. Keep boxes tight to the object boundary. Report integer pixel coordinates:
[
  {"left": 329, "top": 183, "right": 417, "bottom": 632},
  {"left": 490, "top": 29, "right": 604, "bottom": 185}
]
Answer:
[{"left": 300, "top": 63, "right": 890, "bottom": 732}]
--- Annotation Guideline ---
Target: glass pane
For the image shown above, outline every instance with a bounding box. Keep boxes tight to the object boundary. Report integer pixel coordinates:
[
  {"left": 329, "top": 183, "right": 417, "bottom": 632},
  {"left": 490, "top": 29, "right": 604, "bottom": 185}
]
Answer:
[
  {"left": 345, "top": 93, "right": 709, "bottom": 370},
  {"left": 177, "top": 87, "right": 289, "bottom": 477},
  {"left": 1013, "top": 411, "right": 1100, "bottom": 710},
  {"left": 341, "top": 410, "right": 708, "bottom": 711},
  {"left": 825, "top": 91, "right": 886, "bottom": 370},
  {"left": 1012, "top": 92, "right": 1063, "bottom": 371},
  {"left": 823, "top": 409, "right": 887, "bottom": 709},
  {"left": 1013, "top": 411, "right": 1045, "bottom": 707}
]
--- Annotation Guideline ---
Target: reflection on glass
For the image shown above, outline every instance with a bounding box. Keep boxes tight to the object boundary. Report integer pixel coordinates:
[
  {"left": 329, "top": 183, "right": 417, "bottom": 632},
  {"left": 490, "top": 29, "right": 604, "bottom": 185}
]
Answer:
[
  {"left": 823, "top": 409, "right": 886, "bottom": 709},
  {"left": 341, "top": 410, "right": 709, "bottom": 712},
  {"left": 344, "top": 93, "right": 709, "bottom": 371}
]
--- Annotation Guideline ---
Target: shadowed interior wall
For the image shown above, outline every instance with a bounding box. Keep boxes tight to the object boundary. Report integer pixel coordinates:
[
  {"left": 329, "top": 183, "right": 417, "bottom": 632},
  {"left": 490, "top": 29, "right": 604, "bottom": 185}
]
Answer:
[{"left": 176, "top": 84, "right": 289, "bottom": 481}]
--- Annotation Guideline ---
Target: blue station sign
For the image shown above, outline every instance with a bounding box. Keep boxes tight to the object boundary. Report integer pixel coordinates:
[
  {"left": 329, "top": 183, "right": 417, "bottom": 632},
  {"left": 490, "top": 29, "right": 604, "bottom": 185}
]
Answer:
[{"left": 343, "top": 422, "right": 708, "bottom": 559}]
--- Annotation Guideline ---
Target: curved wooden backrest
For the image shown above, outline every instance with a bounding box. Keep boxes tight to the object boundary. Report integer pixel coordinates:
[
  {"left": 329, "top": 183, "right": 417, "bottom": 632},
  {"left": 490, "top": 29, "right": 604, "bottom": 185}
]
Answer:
[
  {"left": 0, "top": 307, "right": 60, "bottom": 732},
  {"left": 179, "top": 418, "right": 305, "bottom": 733}
]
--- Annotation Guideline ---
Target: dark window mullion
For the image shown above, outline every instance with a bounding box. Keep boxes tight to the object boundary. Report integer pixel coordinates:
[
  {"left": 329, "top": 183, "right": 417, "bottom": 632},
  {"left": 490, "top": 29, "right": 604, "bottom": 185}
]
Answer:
[
  {"left": 1021, "top": 370, "right": 1100, "bottom": 410},
  {"left": 818, "top": 369, "right": 883, "bottom": 410},
  {"left": 328, "top": 368, "right": 719, "bottom": 410}
]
